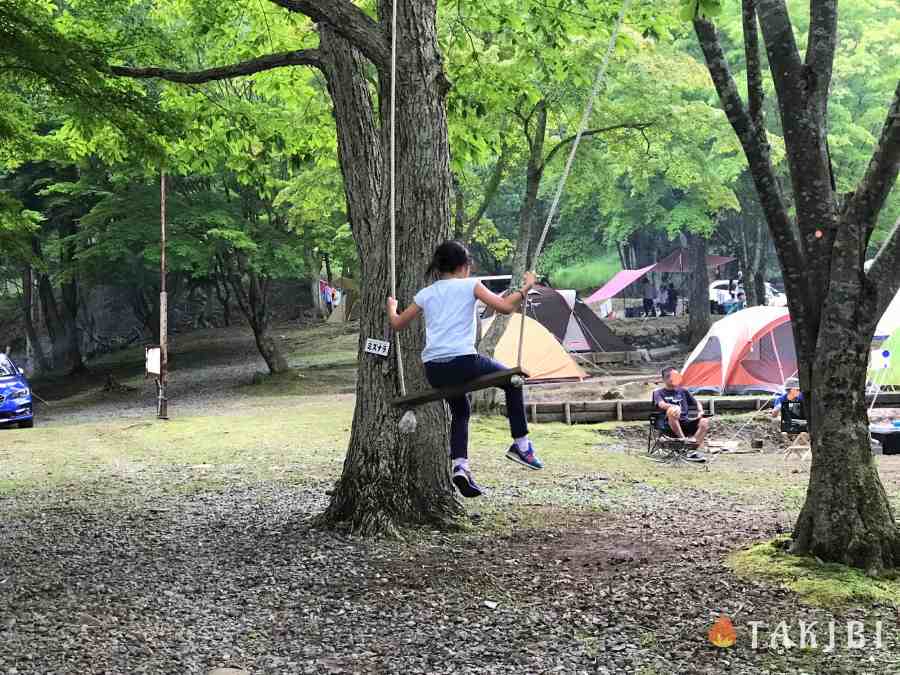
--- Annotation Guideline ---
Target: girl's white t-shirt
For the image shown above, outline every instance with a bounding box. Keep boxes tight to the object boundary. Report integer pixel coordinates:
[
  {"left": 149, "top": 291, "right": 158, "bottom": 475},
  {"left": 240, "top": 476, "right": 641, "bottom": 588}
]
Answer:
[{"left": 413, "top": 277, "right": 480, "bottom": 363}]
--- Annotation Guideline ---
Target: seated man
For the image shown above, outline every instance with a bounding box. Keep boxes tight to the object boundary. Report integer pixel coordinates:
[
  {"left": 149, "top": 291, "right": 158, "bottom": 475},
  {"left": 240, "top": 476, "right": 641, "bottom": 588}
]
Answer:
[
  {"left": 770, "top": 377, "right": 804, "bottom": 417},
  {"left": 653, "top": 366, "right": 710, "bottom": 448},
  {"left": 771, "top": 377, "right": 806, "bottom": 435}
]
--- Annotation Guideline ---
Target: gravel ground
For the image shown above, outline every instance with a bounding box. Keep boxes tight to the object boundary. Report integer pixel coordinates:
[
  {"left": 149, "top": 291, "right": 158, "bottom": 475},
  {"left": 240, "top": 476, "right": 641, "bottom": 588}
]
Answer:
[{"left": 2, "top": 466, "right": 897, "bottom": 675}]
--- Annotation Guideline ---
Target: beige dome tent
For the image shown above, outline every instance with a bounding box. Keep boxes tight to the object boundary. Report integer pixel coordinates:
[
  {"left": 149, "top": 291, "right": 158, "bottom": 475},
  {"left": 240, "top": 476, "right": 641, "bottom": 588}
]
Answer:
[{"left": 485, "top": 314, "right": 586, "bottom": 382}]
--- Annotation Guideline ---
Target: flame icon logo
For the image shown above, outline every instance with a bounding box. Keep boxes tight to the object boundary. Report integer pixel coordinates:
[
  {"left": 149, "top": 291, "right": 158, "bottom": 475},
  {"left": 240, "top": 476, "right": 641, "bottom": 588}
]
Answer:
[{"left": 708, "top": 615, "right": 736, "bottom": 648}]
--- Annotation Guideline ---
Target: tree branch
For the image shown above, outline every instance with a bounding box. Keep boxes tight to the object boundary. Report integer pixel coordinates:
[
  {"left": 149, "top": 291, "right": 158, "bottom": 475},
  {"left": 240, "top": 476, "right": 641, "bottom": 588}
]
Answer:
[
  {"left": 266, "top": 0, "right": 388, "bottom": 68},
  {"left": 694, "top": 17, "right": 810, "bottom": 344},
  {"left": 866, "top": 215, "right": 900, "bottom": 320},
  {"left": 543, "top": 122, "right": 654, "bottom": 167},
  {"left": 849, "top": 80, "right": 900, "bottom": 237},
  {"left": 742, "top": 0, "right": 765, "bottom": 131},
  {"left": 804, "top": 0, "right": 838, "bottom": 104},
  {"left": 111, "top": 49, "right": 324, "bottom": 83},
  {"left": 756, "top": 0, "right": 803, "bottom": 101},
  {"left": 462, "top": 141, "right": 512, "bottom": 242},
  {"left": 693, "top": 18, "right": 798, "bottom": 262}
]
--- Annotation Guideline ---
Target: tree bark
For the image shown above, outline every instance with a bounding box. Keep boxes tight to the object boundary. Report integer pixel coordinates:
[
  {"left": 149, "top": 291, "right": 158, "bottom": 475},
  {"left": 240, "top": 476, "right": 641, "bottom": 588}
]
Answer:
[
  {"left": 735, "top": 172, "right": 769, "bottom": 307},
  {"left": 253, "top": 326, "right": 289, "bottom": 373},
  {"left": 213, "top": 272, "right": 233, "bottom": 326},
  {"left": 57, "top": 219, "right": 85, "bottom": 374},
  {"left": 793, "top": 319, "right": 899, "bottom": 570},
  {"left": 687, "top": 233, "right": 711, "bottom": 347},
  {"left": 224, "top": 258, "right": 289, "bottom": 375},
  {"left": 20, "top": 267, "right": 50, "bottom": 373},
  {"left": 316, "top": 6, "right": 463, "bottom": 534}
]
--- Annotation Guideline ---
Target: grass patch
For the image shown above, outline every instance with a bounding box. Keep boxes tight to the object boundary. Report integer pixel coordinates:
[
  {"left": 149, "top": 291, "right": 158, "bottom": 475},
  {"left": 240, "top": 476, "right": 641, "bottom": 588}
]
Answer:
[
  {"left": 728, "top": 537, "right": 900, "bottom": 608},
  {"left": 0, "top": 398, "right": 353, "bottom": 494},
  {"left": 550, "top": 252, "right": 621, "bottom": 291},
  {"left": 245, "top": 366, "right": 357, "bottom": 396}
]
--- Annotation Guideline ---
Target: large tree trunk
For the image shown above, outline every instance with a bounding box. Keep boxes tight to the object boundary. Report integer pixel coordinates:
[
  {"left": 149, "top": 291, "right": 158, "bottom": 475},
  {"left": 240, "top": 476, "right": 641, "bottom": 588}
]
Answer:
[
  {"left": 317, "top": 6, "right": 463, "bottom": 534},
  {"left": 36, "top": 272, "right": 67, "bottom": 371},
  {"left": 227, "top": 265, "right": 289, "bottom": 375},
  {"left": 59, "top": 220, "right": 85, "bottom": 373},
  {"left": 735, "top": 172, "right": 768, "bottom": 307},
  {"left": 687, "top": 233, "right": 711, "bottom": 347},
  {"left": 304, "top": 251, "right": 327, "bottom": 319},
  {"left": 20, "top": 268, "right": 50, "bottom": 374},
  {"left": 213, "top": 273, "right": 233, "bottom": 327},
  {"left": 253, "top": 326, "right": 289, "bottom": 374},
  {"left": 793, "top": 320, "right": 899, "bottom": 570},
  {"left": 791, "top": 223, "right": 899, "bottom": 569}
]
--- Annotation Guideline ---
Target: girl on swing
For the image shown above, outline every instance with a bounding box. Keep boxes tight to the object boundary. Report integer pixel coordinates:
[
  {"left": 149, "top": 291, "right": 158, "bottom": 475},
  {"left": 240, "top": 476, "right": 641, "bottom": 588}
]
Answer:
[{"left": 387, "top": 240, "right": 544, "bottom": 498}]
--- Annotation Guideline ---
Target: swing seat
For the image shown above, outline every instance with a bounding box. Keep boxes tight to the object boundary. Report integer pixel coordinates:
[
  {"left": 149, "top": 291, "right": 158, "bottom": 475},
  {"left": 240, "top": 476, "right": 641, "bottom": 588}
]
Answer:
[{"left": 391, "top": 367, "right": 529, "bottom": 408}]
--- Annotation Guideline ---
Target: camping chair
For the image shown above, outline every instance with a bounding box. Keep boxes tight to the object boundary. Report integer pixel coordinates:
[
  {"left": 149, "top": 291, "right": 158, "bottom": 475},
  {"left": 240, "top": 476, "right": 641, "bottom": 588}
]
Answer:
[
  {"left": 647, "top": 394, "right": 709, "bottom": 468},
  {"left": 780, "top": 399, "right": 807, "bottom": 434}
]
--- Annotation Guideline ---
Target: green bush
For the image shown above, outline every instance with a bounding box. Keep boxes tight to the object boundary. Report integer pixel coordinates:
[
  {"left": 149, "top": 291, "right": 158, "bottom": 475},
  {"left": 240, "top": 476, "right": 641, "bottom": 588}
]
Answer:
[{"left": 549, "top": 252, "right": 622, "bottom": 291}]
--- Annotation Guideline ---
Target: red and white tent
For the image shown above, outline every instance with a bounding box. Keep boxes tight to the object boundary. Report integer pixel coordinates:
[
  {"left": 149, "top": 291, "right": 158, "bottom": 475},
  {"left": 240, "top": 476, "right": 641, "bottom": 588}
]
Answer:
[{"left": 681, "top": 306, "right": 796, "bottom": 395}]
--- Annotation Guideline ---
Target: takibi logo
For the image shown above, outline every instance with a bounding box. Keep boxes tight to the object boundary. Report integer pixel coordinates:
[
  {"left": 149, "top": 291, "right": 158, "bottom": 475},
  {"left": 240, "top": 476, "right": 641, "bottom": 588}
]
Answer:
[{"left": 708, "top": 615, "right": 737, "bottom": 648}]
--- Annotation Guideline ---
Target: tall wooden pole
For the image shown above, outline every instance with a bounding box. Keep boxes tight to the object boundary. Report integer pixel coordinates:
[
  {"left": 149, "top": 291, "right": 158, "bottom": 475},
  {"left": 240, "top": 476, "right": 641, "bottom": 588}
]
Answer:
[{"left": 158, "top": 171, "right": 169, "bottom": 419}]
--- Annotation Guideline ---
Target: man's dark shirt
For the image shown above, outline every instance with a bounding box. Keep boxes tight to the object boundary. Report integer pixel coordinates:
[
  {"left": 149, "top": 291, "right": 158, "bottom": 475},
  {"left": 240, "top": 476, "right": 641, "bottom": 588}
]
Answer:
[{"left": 653, "top": 387, "right": 698, "bottom": 422}]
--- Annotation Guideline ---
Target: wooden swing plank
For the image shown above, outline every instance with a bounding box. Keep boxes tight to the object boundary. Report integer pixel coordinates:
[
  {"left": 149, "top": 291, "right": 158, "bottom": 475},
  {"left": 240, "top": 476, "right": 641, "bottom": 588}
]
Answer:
[{"left": 391, "top": 367, "right": 529, "bottom": 408}]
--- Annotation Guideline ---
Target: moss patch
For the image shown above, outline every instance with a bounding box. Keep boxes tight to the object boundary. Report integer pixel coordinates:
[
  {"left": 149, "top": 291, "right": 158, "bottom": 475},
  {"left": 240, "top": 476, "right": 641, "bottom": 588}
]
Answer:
[{"left": 728, "top": 537, "right": 900, "bottom": 608}]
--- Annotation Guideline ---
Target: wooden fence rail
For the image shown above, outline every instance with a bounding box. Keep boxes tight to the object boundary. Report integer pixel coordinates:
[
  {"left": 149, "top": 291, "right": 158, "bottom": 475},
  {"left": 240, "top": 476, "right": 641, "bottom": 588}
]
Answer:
[{"left": 518, "top": 393, "right": 900, "bottom": 425}]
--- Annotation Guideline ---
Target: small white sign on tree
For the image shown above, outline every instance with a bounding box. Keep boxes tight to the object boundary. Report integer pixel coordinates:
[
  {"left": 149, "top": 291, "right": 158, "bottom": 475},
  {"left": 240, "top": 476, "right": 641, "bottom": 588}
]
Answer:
[{"left": 364, "top": 338, "right": 391, "bottom": 358}]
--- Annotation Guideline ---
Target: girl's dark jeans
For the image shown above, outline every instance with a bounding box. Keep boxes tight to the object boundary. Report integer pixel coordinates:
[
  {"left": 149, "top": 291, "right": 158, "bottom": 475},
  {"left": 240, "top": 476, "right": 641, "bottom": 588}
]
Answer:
[{"left": 424, "top": 355, "right": 528, "bottom": 461}]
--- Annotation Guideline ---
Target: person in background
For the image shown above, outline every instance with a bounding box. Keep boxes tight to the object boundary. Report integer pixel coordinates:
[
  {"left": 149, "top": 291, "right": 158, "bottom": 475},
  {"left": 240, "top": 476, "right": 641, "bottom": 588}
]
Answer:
[
  {"left": 642, "top": 278, "right": 657, "bottom": 317},
  {"left": 726, "top": 291, "right": 746, "bottom": 314},
  {"left": 655, "top": 284, "right": 668, "bottom": 316},
  {"left": 666, "top": 283, "right": 678, "bottom": 315},
  {"left": 771, "top": 377, "right": 803, "bottom": 417},
  {"left": 323, "top": 284, "right": 333, "bottom": 314}
]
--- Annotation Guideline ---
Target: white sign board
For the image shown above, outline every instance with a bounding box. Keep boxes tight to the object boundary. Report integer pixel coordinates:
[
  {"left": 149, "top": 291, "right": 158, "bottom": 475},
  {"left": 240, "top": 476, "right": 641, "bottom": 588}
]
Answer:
[
  {"left": 145, "top": 346, "right": 161, "bottom": 376},
  {"left": 364, "top": 338, "right": 391, "bottom": 358}
]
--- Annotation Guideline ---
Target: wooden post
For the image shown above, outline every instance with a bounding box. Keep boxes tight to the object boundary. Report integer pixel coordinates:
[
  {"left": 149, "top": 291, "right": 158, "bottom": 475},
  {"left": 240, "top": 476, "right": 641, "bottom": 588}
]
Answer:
[
  {"left": 616, "top": 401, "right": 623, "bottom": 421},
  {"left": 710, "top": 398, "right": 716, "bottom": 417},
  {"left": 530, "top": 403, "right": 538, "bottom": 423},
  {"left": 157, "top": 171, "right": 169, "bottom": 420},
  {"left": 564, "top": 402, "right": 572, "bottom": 425}
]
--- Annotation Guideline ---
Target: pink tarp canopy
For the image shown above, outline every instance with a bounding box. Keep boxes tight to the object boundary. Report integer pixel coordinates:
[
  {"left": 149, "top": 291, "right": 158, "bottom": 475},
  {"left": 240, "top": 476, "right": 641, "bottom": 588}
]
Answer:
[
  {"left": 584, "top": 249, "right": 735, "bottom": 305},
  {"left": 585, "top": 265, "right": 655, "bottom": 304}
]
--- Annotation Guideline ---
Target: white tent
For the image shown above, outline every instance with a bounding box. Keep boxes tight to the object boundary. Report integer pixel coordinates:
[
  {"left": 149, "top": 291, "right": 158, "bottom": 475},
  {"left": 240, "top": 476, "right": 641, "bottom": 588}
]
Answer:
[{"left": 876, "top": 289, "right": 900, "bottom": 340}]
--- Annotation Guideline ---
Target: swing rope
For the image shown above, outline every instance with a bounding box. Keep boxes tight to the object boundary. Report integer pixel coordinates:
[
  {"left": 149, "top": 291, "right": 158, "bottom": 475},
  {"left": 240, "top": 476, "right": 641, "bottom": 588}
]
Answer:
[
  {"left": 389, "top": 0, "right": 407, "bottom": 399},
  {"left": 516, "top": 0, "right": 631, "bottom": 369}
]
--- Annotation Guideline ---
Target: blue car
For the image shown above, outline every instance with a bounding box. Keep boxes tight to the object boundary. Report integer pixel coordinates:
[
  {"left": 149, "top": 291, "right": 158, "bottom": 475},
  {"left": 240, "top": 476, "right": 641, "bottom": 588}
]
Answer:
[{"left": 0, "top": 354, "right": 34, "bottom": 429}]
